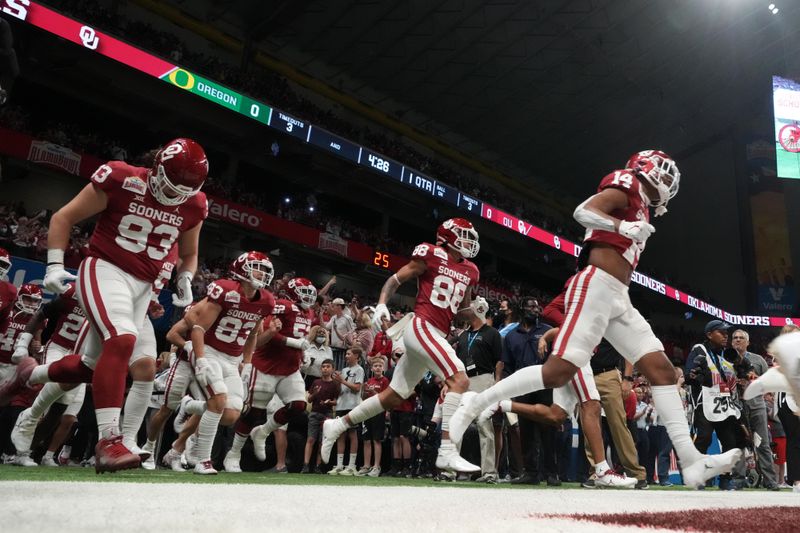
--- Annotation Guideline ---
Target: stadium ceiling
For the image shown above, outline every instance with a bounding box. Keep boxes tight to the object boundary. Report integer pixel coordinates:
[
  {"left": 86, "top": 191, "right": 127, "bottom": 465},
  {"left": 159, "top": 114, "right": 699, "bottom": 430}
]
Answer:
[{"left": 179, "top": 0, "right": 799, "bottom": 193}]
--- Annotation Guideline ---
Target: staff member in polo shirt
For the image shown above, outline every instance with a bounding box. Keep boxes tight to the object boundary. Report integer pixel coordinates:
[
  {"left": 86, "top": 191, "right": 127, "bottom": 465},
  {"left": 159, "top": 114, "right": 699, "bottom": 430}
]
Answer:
[{"left": 455, "top": 296, "right": 503, "bottom": 483}]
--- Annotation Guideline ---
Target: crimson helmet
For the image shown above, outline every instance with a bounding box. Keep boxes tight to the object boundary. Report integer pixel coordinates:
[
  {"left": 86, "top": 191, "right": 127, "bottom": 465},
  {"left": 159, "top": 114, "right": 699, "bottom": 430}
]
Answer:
[
  {"left": 436, "top": 218, "right": 479, "bottom": 258},
  {"left": 16, "top": 283, "right": 42, "bottom": 314},
  {"left": 0, "top": 247, "right": 11, "bottom": 279},
  {"left": 287, "top": 277, "right": 317, "bottom": 310},
  {"left": 625, "top": 150, "right": 680, "bottom": 214},
  {"left": 149, "top": 138, "right": 208, "bottom": 206},
  {"left": 229, "top": 251, "right": 274, "bottom": 290}
]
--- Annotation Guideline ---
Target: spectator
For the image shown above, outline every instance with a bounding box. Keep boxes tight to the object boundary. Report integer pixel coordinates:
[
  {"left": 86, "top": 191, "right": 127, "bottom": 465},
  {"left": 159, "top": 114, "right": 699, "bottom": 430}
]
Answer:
[
  {"left": 633, "top": 386, "right": 650, "bottom": 473},
  {"left": 731, "top": 329, "right": 779, "bottom": 490},
  {"left": 357, "top": 359, "right": 390, "bottom": 477},
  {"left": 302, "top": 359, "right": 339, "bottom": 473},
  {"left": 368, "top": 323, "right": 393, "bottom": 371},
  {"left": 301, "top": 325, "right": 333, "bottom": 390},
  {"left": 345, "top": 311, "right": 375, "bottom": 356},
  {"left": 328, "top": 347, "right": 364, "bottom": 475},
  {"left": 326, "top": 297, "right": 355, "bottom": 369},
  {"left": 765, "top": 392, "right": 789, "bottom": 488},
  {"left": 645, "top": 397, "right": 672, "bottom": 485}
]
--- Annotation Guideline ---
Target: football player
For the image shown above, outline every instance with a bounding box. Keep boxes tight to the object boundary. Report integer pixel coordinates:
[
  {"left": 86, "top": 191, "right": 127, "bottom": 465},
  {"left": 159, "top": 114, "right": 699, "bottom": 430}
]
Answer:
[
  {"left": 0, "top": 248, "right": 20, "bottom": 387},
  {"left": 320, "top": 218, "right": 482, "bottom": 473},
  {"left": 224, "top": 277, "right": 316, "bottom": 472},
  {"left": 170, "top": 251, "right": 275, "bottom": 474},
  {"left": 1, "top": 139, "right": 208, "bottom": 472},
  {"left": 449, "top": 150, "right": 741, "bottom": 488}
]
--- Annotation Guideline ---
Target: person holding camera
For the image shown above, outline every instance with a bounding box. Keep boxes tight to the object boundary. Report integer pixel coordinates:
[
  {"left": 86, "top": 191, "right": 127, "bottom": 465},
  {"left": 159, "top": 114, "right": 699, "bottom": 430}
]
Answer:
[
  {"left": 455, "top": 296, "right": 502, "bottom": 483},
  {"left": 685, "top": 320, "right": 751, "bottom": 490}
]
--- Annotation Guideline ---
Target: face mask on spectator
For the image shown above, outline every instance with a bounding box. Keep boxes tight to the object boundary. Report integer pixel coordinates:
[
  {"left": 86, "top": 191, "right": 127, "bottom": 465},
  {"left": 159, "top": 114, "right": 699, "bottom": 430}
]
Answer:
[{"left": 316, "top": 335, "right": 326, "bottom": 344}]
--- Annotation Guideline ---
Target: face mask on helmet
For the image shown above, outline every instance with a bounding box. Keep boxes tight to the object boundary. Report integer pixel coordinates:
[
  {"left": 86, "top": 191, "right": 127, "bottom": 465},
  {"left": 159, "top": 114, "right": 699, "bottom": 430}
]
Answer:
[
  {"left": 438, "top": 219, "right": 480, "bottom": 259},
  {"left": 231, "top": 253, "right": 274, "bottom": 290},
  {"left": 149, "top": 139, "right": 208, "bottom": 207},
  {"left": 289, "top": 278, "right": 317, "bottom": 310},
  {"left": 16, "top": 286, "right": 42, "bottom": 314},
  {"left": 149, "top": 165, "right": 202, "bottom": 206},
  {"left": 626, "top": 150, "right": 680, "bottom": 216},
  {"left": 0, "top": 252, "right": 10, "bottom": 279}
]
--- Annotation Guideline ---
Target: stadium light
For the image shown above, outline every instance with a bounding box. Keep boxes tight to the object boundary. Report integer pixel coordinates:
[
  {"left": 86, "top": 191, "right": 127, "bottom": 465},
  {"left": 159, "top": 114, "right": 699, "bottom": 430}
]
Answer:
[
  {"left": 283, "top": 197, "right": 291, "bottom": 204},
  {"left": 769, "top": 3, "right": 775, "bottom": 8},
  {"left": 773, "top": 8, "right": 779, "bottom": 14}
]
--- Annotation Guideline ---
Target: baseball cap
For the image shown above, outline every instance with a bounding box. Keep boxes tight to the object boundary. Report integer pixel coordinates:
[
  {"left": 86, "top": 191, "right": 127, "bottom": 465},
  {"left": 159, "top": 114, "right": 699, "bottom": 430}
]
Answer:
[
  {"left": 704, "top": 319, "right": 732, "bottom": 335},
  {"left": 331, "top": 298, "right": 345, "bottom": 305}
]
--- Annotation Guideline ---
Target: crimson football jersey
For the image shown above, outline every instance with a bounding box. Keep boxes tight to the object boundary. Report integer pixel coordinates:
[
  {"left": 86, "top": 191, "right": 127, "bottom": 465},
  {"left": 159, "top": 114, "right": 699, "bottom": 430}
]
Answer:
[
  {"left": 583, "top": 170, "right": 650, "bottom": 269},
  {"left": 541, "top": 276, "right": 574, "bottom": 328},
  {"left": 0, "top": 280, "right": 18, "bottom": 334},
  {"left": 87, "top": 161, "right": 207, "bottom": 283},
  {"left": 203, "top": 278, "right": 274, "bottom": 359},
  {"left": 47, "top": 283, "right": 87, "bottom": 351},
  {"left": 0, "top": 310, "right": 34, "bottom": 364},
  {"left": 153, "top": 245, "right": 179, "bottom": 296},
  {"left": 252, "top": 298, "right": 314, "bottom": 376},
  {"left": 410, "top": 242, "right": 480, "bottom": 334}
]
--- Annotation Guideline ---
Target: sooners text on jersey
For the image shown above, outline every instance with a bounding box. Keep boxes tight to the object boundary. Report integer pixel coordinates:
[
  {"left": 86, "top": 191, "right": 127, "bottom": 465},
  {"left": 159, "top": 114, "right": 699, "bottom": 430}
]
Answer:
[
  {"left": 204, "top": 278, "right": 274, "bottom": 359},
  {"left": 88, "top": 161, "right": 207, "bottom": 283},
  {"left": 0, "top": 310, "right": 34, "bottom": 364},
  {"left": 252, "top": 298, "right": 313, "bottom": 376},
  {"left": 583, "top": 170, "right": 650, "bottom": 269},
  {"left": 48, "top": 283, "right": 87, "bottom": 351},
  {"left": 411, "top": 242, "right": 480, "bottom": 334}
]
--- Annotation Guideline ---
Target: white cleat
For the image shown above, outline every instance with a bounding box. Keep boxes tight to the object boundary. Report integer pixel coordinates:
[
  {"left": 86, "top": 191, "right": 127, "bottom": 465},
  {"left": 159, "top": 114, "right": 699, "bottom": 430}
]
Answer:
[
  {"left": 184, "top": 435, "right": 198, "bottom": 467},
  {"left": 743, "top": 367, "right": 792, "bottom": 400},
  {"left": 141, "top": 455, "right": 156, "bottom": 470},
  {"left": 12, "top": 452, "right": 37, "bottom": 467},
  {"left": 193, "top": 460, "right": 218, "bottom": 475},
  {"left": 123, "top": 438, "right": 151, "bottom": 461},
  {"left": 11, "top": 407, "right": 39, "bottom": 455},
  {"left": 769, "top": 332, "right": 800, "bottom": 399},
  {"left": 682, "top": 449, "right": 743, "bottom": 489},
  {"left": 250, "top": 425, "right": 269, "bottom": 462},
  {"left": 435, "top": 444, "right": 480, "bottom": 473},
  {"left": 223, "top": 451, "right": 242, "bottom": 473},
  {"left": 40, "top": 455, "right": 59, "bottom": 467},
  {"left": 161, "top": 448, "right": 185, "bottom": 472},
  {"left": 173, "top": 396, "right": 192, "bottom": 433},
  {"left": 320, "top": 418, "right": 347, "bottom": 464},
  {"left": 448, "top": 394, "right": 481, "bottom": 449},
  {"left": 595, "top": 469, "right": 637, "bottom": 489}
]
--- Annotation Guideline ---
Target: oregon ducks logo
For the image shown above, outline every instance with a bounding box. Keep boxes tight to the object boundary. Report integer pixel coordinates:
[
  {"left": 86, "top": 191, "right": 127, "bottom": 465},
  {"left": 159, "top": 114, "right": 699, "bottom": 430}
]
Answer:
[{"left": 167, "top": 69, "right": 195, "bottom": 90}]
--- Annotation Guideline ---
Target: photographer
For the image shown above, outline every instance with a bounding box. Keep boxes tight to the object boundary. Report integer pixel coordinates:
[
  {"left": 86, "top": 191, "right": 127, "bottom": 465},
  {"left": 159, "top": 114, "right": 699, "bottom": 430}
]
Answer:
[{"left": 685, "top": 320, "right": 751, "bottom": 490}]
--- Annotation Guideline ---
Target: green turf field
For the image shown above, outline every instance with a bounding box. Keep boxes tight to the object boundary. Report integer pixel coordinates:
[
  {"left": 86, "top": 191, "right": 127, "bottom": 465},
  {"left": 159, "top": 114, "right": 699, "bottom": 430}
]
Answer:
[
  {"left": 776, "top": 145, "right": 800, "bottom": 179},
  {"left": 0, "top": 465, "right": 695, "bottom": 490}
]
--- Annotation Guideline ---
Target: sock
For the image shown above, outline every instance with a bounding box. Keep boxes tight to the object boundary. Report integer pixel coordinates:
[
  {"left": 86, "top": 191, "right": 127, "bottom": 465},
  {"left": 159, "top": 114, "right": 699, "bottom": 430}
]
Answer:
[
  {"left": 185, "top": 400, "right": 207, "bottom": 416},
  {"left": 341, "top": 395, "right": 384, "bottom": 426},
  {"left": 650, "top": 385, "right": 703, "bottom": 466},
  {"left": 194, "top": 410, "right": 222, "bottom": 462},
  {"left": 59, "top": 445, "right": 72, "bottom": 459},
  {"left": 96, "top": 407, "right": 122, "bottom": 439},
  {"left": 29, "top": 364, "right": 51, "bottom": 385},
  {"left": 143, "top": 438, "right": 156, "bottom": 452},
  {"left": 499, "top": 400, "right": 512, "bottom": 413},
  {"left": 595, "top": 460, "right": 610, "bottom": 475},
  {"left": 440, "top": 392, "right": 462, "bottom": 446},
  {"left": 43, "top": 450, "right": 54, "bottom": 460},
  {"left": 229, "top": 432, "right": 248, "bottom": 456},
  {"left": 92, "top": 335, "right": 136, "bottom": 409},
  {"left": 121, "top": 380, "right": 153, "bottom": 443},
  {"left": 349, "top": 453, "right": 357, "bottom": 467},
  {"left": 44, "top": 356, "right": 95, "bottom": 384},
  {"left": 336, "top": 453, "right": 344, "bottom": 467},
  {"left": 29, "top": 382, "right": 67, "bottom": 419},
  {"left": 470, "top": 365, "right": 544, "bottom": 414}
]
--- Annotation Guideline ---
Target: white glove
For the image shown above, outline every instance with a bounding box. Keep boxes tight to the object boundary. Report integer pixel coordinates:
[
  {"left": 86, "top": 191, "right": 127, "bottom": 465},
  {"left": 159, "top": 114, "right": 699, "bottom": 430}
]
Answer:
[
  {"left": 172, "top": 271, "right": 194, "bottom": 307},
  {"left": 285, "top": 337, "right": 311, "bottom": 351},
  {"left": 181, "top": 341, "right": 194, "bottom": 363},
  {"left": 240, "top": 363, "right": 253, "bottom": 390},
  {"left": 618, "top": 220, "right": 655, "bottom": 243},
  {"left": 11, "top": 332, "right": 32, "bottom": 364},
  {"left": 44, "top": 263, "right": 77, "bottom": 295},
  {"left": 372, "top": 303, "right": 390, "bottom": 328},
  {"left": 194, "top": 356, "right": 212, "bottom": 388}
]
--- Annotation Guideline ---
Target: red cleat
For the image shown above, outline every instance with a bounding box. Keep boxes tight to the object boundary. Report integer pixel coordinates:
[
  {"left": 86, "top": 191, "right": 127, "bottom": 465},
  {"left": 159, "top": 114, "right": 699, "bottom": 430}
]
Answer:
[
  {"left": 95, "top": 435, "right": 142, "bottom": 473},
  {"left": 0, "top": 357, "right": 37, "bottom": 407}
]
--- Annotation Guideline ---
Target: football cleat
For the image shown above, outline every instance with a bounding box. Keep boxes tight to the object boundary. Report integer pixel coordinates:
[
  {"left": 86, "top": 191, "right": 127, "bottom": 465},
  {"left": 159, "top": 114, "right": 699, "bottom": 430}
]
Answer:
[
  {"left": 0, "top": 357, "right": 37, "bottom": 407},
  {"left": 162, "top": 448, "right": 184, "bottom": 472},
  {"left": 743, "top": 367, "right": 792, "bottom": 400},
  {"left": 435, "top": 444, "right": 480, "bottom": 473},
  {"left": 447, "top": 394, "right": 481, "bottom": 449},
  {"left": 320, "top": 418, "right": 347, "bottom": 464},
  {"left": 122, "top": 438, "right": 151, "bottom": 461},
  {"left": 223, "top": 451, "right": 242, "bottom": 473},
  {"left": 141, "top": 455, "right": 156, "bottom": 471},
  {"left": 40, "top": 455, "right": 59, "bottom": 467},
  {"left": 595, "top": 469, "right": 637, "bottom": 489},
  {"left": 95, "top": 435, "right": 141, "bottom": 473},
  {"left": 173, "top": 396, "right": 192, "bottom": 433},
  {"left": 11, "top": 407, "right": 38, "bottom": 454},
  {"left": 12, "top": 452, "right": 37, "bottom": 467},
  {"left": 184, "top": 435, "right": 198, "bottom": 467},
  {"left": 682, "top": 449, "right": 742, "bottom": 489},
  {"left": 769, "top": 332, "right": 800, "bottom": 401},
  {"left": 193, "top": 460, "right": 217, "bottom": 475},
  {"left": 250, "top": 425, "right": 270, "bottom": 462}
]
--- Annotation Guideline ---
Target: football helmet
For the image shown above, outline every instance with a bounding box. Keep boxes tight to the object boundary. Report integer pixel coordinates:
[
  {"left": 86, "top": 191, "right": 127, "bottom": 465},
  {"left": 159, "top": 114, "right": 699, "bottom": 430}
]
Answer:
[
  {"left": 149, "top": 138, "right": 208, "bottom": 206},
  {"left": 287, "top": 277, "right": 317, "bottom": 310},
  {"left": 16, "top": 283, "right": 42, "bottom": 314},
  {"left": 0, "top": 247, "right": 11, "bottom": 279},
  {"left": 229, "top": 251, "right": 274, "bottom": 290},
  {"left": 436, "top": 218, "right": 479, "bottom": 258},
  {"left": 626, "top": 150, "right": 680, "bottom": 215}
]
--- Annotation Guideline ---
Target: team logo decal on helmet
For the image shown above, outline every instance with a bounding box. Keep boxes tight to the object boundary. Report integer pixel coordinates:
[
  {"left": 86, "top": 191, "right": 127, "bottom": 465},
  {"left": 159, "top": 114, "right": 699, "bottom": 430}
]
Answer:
[
  {"left": 150, "top": 138, "right": 208, "bottom": 206},
  {"left": 287, "top": 277, "right": 317, "bottom": 310},
  {"left": 16, "top": 283, "right": 43, "bottom": 314},
  {"left": 436, "top": 218, "right": 480, "bottom": 258},
  {"left": 229, "top": 251, "right": 274, "bottom": 289}
]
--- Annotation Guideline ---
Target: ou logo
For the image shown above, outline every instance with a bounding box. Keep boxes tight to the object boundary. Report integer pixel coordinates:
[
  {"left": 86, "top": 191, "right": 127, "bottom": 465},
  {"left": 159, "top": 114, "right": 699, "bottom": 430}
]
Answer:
[{"left": 79, "top": 26, "right": 100, "bottom": 50}]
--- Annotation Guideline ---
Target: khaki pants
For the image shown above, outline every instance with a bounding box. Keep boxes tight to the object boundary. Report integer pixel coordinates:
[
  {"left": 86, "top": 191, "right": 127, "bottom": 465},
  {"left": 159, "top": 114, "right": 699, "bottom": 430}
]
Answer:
[
  {"left": 584, "top": 369, "right": 646, "bottom": 481},
  {"left": 469, "top": 373, "right": 497, "bottom": 476}
]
